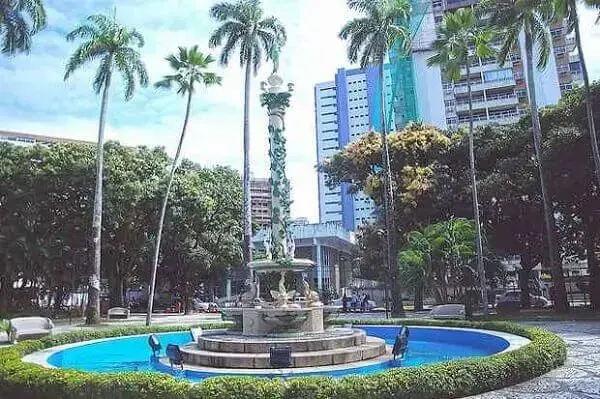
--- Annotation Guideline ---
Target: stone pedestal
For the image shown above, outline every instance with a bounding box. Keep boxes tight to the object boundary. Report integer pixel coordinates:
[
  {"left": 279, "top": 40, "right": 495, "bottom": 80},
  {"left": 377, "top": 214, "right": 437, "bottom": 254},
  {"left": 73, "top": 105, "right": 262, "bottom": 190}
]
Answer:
[{"left": 242, "top": 306, "right": 324, "bottom": 336}]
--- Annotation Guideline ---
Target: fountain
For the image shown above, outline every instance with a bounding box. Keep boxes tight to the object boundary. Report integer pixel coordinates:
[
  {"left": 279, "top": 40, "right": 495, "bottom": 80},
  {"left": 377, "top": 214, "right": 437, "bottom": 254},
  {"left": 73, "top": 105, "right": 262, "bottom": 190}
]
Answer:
[{"left": 179, "top": 61, "right": 387, "bottom": 369}]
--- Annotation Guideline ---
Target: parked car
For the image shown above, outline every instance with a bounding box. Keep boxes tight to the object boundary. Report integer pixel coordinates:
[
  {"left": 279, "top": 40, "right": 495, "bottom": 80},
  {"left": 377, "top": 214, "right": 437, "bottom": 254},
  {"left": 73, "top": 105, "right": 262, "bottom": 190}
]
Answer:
[
  {"left": 192, "top": 299, "right": 219, "bottom": 313},
  {"left": 496, "top": 290, "right": 551, "bottom": 308}
]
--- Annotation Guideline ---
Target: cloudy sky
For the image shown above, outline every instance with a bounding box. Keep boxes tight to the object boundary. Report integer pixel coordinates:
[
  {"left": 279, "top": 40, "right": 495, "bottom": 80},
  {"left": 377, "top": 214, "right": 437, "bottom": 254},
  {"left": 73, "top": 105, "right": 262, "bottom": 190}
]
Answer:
[{"left": 2, "top": 0, "right": 600, "bottom": 222}]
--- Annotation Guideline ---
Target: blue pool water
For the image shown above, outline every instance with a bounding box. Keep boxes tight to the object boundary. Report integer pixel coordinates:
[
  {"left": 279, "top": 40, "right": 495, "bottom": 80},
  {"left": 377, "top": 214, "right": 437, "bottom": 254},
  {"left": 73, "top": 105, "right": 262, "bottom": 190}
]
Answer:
[{"left": 47, "top": 326, "right": 509, "bottom": 380}]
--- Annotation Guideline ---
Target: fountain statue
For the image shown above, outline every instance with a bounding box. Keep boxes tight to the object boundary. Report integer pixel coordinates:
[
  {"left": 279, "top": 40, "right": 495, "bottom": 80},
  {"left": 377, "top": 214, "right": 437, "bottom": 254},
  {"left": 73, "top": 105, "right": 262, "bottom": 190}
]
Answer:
[{"left": 178, "top": 53, "right": 387, "bottom": 369}]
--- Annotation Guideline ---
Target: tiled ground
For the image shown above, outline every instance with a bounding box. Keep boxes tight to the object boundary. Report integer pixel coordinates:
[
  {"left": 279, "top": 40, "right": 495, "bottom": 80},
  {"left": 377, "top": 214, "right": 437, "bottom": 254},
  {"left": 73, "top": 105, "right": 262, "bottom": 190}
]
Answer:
[{"left": 472, "top": 321, "right": 600, "bottom": 399}]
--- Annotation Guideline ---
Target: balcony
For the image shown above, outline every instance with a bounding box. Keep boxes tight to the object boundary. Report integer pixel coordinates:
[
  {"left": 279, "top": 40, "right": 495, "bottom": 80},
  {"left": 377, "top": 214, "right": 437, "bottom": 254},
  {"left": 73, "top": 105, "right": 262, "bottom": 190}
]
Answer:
[
  {"left": 453, "top": 77, "right": 516, "bottom": 94},
  {"left": 456, "top": 93, "right": 519, "bottom": 112},
  {"left": 444, "top": 0, "right": 477, "bottom": 9}
]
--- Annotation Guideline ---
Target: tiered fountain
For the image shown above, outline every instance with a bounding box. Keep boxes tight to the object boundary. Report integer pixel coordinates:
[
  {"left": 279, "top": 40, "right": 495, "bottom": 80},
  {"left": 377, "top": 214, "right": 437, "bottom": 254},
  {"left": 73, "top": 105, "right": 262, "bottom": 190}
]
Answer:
[{"left": 179, "top": 63, "right": 387, "bottom": 369}]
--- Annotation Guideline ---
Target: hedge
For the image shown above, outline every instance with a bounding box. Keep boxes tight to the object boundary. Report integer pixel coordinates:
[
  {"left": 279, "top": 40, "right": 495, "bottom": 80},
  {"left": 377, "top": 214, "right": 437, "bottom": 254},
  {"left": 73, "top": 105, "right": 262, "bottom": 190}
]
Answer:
[{"left": 0, "top": 319, "right": 566, "bottom": 399}]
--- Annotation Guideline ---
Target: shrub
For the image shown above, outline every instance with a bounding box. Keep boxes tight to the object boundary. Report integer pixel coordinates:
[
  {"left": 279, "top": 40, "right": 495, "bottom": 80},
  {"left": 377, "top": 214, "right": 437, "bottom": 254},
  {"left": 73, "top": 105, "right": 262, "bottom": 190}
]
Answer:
[{"left": 0, "top": 319, "right": 566, "bottom": 399}]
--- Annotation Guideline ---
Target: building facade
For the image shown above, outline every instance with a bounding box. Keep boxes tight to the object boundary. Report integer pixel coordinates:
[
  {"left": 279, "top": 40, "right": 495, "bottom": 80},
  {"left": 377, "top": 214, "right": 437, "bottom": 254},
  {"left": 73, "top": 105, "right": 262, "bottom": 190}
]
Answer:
[
  {"left": 250, "top": 177, "right": 272, "bottom": 229},
  {"left": 315, "top": 67, "right": 394, "bottom": 231},
  {"left": 315, "top": 0, "right": 582, "bottom": 231},
  {"left": 0, "top": 130, "right": 93, "bottom": 146}
]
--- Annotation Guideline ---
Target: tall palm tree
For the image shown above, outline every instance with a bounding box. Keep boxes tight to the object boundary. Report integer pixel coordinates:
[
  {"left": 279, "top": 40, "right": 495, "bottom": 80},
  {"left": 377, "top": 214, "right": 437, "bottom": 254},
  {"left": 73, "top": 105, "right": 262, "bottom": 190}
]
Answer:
[
  {"left": 0, "top": 0, "right": 46, "bottom": 55},
  {"left": 145, "top": 46, "right": 222, "bottom": 326},
  {"left": 427, "top": 8, "right": 495, "bottom": 314},
  {"left": 208, "top": 0, "right": 286, "bottom": 272},
  {"left": 481, "top": 0, "right": 569, "bottom": 312},
  {"left": 64, "top": 13, "right": 148, "bottom": 324},
  {"left": 554, "top": 0, "right": 600, "bottom": 187},
  {"left": 339, "top": 0, "right": 411, "bottom": 316}
]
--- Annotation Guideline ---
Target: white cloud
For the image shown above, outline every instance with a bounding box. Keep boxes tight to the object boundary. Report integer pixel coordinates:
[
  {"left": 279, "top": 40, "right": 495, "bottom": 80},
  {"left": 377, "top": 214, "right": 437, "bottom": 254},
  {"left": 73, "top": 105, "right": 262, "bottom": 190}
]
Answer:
[{"left": 7, "top": 1, "right": 597, "bottom": 224}]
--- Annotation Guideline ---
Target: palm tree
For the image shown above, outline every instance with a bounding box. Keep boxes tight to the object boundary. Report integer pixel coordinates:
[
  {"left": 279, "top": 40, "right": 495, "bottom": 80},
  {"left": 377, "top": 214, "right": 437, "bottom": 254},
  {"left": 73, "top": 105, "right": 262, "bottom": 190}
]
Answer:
[
  {"left": 64, "top": 13, "right": 148, "bottom": 324},
  {"left": 554, "top": 0, "right": 600, "bottom": 187},
  {"left": 0, "top": 0, "right": 46, "bottom": 55},
  {"left": 427, "top": 8, "right": 495, "bottom": 314},
  {"left": 145, "top": 46, "right": 222, "bottom": 326},
  {"left": 208, "top": 0, "right": 286, "bottom": 272},
  {"left": 480, "top": 0, "right": 569, "bottom": 312},
  {"left": 339, "top": 0, "right": 411, "bottom": 316}
]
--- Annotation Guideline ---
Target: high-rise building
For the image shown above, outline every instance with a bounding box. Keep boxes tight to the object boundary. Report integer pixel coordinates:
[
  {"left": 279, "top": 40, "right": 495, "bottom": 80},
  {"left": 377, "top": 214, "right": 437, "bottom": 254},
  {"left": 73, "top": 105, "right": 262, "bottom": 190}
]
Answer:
[
  {"left": 315, "top": 67, "right": 395, "bottom": 230},
  {"left": 250, "top": 177, "right": 272, "bottom": 229},
  {"left": 315, "top": 0, "right": 581, "bottom": 231}
]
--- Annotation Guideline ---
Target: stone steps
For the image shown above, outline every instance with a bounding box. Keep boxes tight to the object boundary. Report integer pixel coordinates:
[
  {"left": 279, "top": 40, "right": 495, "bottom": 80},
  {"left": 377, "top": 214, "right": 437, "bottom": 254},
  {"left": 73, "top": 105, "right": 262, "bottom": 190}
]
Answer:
[
  {"left": 198, "top": 330, "right": 367, "bottom": 353},
  {"left": 181, "top": 336, "right": 387, "bottom": 369}
]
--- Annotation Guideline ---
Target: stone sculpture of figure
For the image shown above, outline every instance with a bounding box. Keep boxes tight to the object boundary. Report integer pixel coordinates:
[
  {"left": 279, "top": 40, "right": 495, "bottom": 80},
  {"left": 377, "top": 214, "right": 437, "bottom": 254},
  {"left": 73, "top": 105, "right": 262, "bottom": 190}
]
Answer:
[
  {"left": 263, "top": 227, "right": 272, "bottom": 260},
  {"left": 285, "top": 230, "right": 295, "bottom": 259},
  {"left": 270, "top": 271, "right": 296, "bottom": 308},
  {"left": 240, "top": 279, "right": 259, "bottom": 306},
  {"left": 301, "top": 276, "right": 322, "bottom": 307}
]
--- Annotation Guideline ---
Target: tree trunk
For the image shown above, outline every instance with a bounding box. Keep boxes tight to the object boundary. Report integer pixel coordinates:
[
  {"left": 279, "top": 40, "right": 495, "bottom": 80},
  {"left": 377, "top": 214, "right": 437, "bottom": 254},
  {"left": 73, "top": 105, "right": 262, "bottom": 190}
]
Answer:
[
  {"left": 585, "top": 224, "right": 600, "bottom": 311},
  {"left": 414, "top": 283, "right": 424, "bottom": 311},
  {"left": 146, "top": 87, "right": 194, "bottom": 326},
  {"left": 466, "top": 62, "right": 489, "bottom": 314},
  {"left": 524, "top": 32, "right": 569, "bottom": 312},
  {"left": 378, "top": 63, "right": 404, "bottom": 317},
  {"left": 518, "top": 262, "right": 533, "bottom": 309},
  {"left": 573, "top": 2, "right": 600, "bottom": 187},
  {"left": 86, "top": 65, "right": 113, "bottom": 325},
  {"left": 243, "top": 57, "right": 253, "bottom": 276}
]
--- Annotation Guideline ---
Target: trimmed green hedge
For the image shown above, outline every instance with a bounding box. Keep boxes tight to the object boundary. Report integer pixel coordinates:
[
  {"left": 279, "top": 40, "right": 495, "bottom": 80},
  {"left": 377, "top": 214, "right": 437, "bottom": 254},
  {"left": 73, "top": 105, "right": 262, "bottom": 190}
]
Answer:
[{"left": 0, "top": 319, "right": 566, "bottom": 399}]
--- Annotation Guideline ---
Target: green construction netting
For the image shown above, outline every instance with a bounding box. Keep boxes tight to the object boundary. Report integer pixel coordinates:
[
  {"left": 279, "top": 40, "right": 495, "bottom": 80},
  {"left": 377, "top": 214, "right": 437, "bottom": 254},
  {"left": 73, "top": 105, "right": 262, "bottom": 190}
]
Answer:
[{"left": 385, "top": 0, "right": 430, "bottom": 131}]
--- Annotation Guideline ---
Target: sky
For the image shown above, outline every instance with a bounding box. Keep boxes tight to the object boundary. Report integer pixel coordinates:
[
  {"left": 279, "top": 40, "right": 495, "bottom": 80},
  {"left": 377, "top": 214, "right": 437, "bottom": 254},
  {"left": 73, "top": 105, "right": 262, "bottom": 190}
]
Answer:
[{"left": 1, "top": 1, "right": 600, "bottom": 222}]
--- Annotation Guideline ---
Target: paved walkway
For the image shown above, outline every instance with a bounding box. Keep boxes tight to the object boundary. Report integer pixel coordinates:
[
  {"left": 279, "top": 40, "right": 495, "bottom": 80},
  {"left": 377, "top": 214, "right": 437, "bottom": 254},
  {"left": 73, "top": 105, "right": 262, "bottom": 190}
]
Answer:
[{"left": 473, "top": 321, "right": 600, "bottom": 399}]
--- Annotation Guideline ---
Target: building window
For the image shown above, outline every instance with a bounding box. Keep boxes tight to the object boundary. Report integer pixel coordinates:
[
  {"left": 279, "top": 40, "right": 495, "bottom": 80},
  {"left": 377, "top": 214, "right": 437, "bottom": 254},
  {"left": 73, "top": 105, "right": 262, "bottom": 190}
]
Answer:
[{"left": 483, "top": 68, "right": 513, "bottom": 82}]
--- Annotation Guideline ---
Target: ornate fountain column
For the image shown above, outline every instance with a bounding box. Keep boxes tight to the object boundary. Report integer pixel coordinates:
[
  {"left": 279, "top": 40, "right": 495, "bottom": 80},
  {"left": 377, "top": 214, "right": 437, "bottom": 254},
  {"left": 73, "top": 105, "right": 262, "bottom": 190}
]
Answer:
[{"left": 260, "top": 73, "right": 294, "bottom": 260}]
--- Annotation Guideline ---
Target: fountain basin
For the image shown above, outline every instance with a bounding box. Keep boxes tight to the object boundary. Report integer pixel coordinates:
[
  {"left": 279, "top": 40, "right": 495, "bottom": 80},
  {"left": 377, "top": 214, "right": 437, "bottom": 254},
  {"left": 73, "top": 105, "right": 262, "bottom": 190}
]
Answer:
[
  {"left": 242, "top": 306, "right": 324, "bottom": 336},
  {"left": 248, "top": 258, "right": 314, "bottom": 273}
]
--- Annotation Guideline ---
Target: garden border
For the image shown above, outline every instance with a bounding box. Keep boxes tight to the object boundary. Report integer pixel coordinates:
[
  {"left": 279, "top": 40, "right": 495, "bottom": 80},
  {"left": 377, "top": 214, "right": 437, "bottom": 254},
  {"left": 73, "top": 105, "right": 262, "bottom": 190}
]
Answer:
[{"left": 0, "top": 319, "right": 566, "bottom": 399}]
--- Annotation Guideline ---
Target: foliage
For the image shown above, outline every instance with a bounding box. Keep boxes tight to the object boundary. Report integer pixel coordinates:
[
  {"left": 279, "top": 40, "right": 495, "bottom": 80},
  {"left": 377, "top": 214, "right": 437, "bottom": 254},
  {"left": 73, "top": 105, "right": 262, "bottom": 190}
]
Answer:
[
  {"left": 339, "top": 0, "right": 411, "bottom": 68},
  {"left": 0, "top": 0, "right": 46, "bottom": 55},
  {"left": 398, "top": 219, "right": 485, "bottom": 307},
  {"left": 155, "top": 46, "right": 222, "bottom": 95},
  {"left": 427, "top": 8, "right": 495, "bottom": 83},
  {"left": 208, "top": 0, "right": 286, "bottom": 73},
  {"left": 0, "top": 320, "right": 565, "bottom": 399},
  {"left": 479, "top": 0, "right": 554, "bottom": 69},
  {"left": 0, "top": 142, "right": 243, "bottom": 315},
  {"left": 320, "top": 123, "right": 458, "bottom": 233},
  {"left": 65, "top": 13, "right": 149, "bottom": 100}
]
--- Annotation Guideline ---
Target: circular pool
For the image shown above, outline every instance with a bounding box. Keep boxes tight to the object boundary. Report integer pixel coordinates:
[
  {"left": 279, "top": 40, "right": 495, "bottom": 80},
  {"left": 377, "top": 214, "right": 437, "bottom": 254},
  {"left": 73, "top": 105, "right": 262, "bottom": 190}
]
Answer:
[{"left": 28, "top": 325, "right": 528, "bottom": 382}]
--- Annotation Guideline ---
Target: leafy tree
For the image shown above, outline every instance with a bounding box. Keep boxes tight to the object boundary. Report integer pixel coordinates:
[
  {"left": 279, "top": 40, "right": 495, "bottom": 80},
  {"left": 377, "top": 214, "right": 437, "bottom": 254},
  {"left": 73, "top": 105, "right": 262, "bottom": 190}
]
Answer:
[
  {"left": 553, "top": 0, "right": 600, "bottom": 187},
  {"left": 399, "top": 218, "right": 487, "bottom": 311},
  {"left": 538, "top": 86, "right": 600, "bottom": 309},
  {"left": 64, "top": 13, "right": 149, "bottom": 324},
  {"left": 208, "top": 0, "right": 286, "bottom": 270},
  {"left": 339, "top": 0, "right": 411, "bottom": 317},
  {"left": 0, "top": 0, "right": 46, "bottom": 55},
  {"left": 159, "top": 163, "right": 243, "bottom": 313},
  {"left": 480, "top": 0, "right": 569, "bottom": 312},
  {"left": 427, "top": 7, "right": 495, "bottom": 314},
  {"left": 102, "top": 144, "right": 169, "bottom": 309},
  {"left": 146, "top": 46, "right": 222, "bottom": 326}
]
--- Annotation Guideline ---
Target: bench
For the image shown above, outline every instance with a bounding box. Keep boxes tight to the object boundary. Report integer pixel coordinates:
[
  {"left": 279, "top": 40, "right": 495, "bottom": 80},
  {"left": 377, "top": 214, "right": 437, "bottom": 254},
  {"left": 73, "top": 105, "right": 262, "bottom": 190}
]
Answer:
[
  {"left": 429, "top": 304, "right": 466, "bottom": 320},
  {"left": 8, "top": 317, "right": 54, "bottom": 344},
  {"left": 107, "top": 307, "right": 130, "bottom": 320}
]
